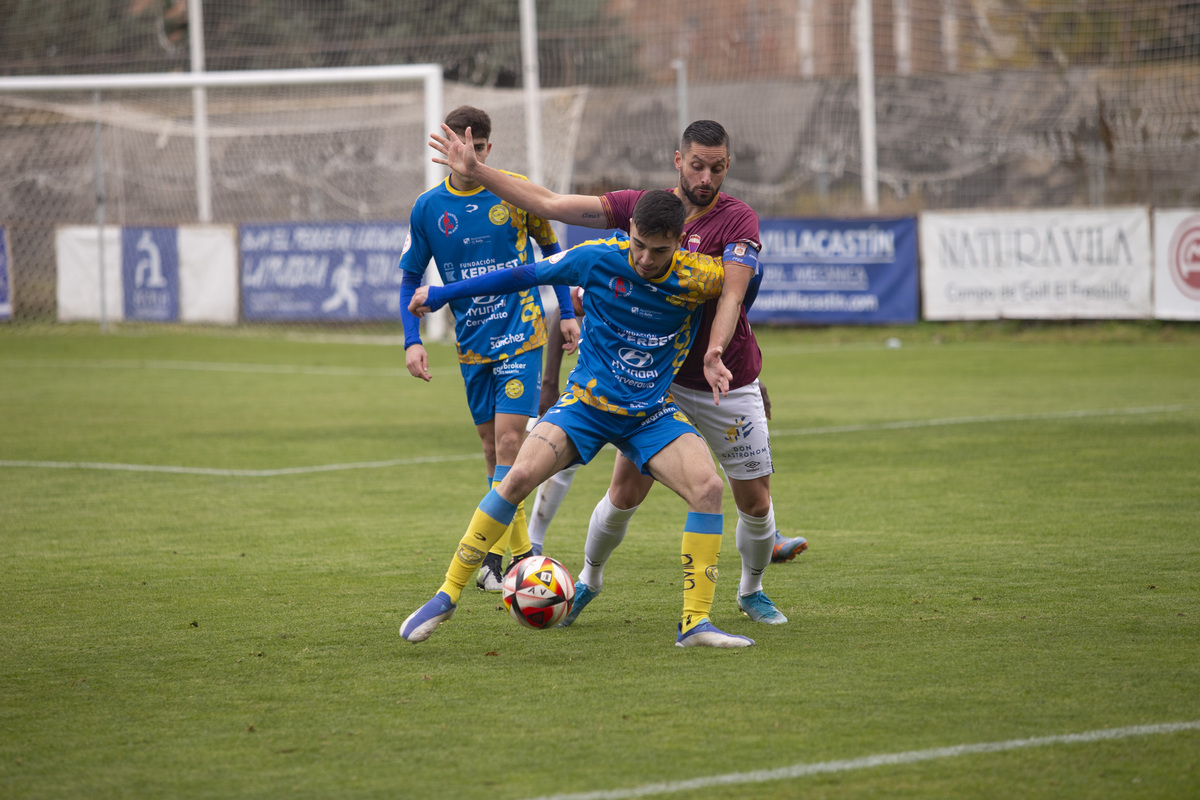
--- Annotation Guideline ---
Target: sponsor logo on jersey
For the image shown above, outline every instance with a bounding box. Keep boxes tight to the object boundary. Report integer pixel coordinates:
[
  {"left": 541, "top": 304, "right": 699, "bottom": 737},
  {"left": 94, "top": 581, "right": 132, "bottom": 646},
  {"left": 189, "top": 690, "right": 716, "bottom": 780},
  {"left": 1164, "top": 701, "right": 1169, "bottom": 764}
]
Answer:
[
  {"left": 439, "top": 211, "right": 459, "bottom": 237},
  {"left": 548, "top": 251, "right": 566, "bottom": 263},
  {"left": 687, "top": 234, "right": 702, "bottom": 252},
  {"left": 401, "top": 231, "right": 412, "bottom": 254},
  {"left": 618, "top": 347, "right": 654, "bottom": 368},
  {"left": 492, "top": 333, "right": 528, "bottom": 349},
  {"left": 489, "top": 204, "right": 511, "bottom": 225},
  {"left": 505, "top": 378, "right": 525, "bottom": 399}
]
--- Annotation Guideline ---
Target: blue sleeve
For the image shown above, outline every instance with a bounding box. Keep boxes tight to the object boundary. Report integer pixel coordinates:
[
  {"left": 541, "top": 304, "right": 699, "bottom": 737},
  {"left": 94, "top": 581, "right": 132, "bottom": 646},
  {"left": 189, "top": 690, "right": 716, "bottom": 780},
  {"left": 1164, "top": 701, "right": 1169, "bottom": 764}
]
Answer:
[
  {"left": 425, "top": 263, "right": 541, "bottom": 311},
  {"left": 399, "top": 270, "right": 424, "bottom": 348},
  {"left": 552, "top": 284, "right": 575, "bottom": 320},
  {"left": 722, "top": 239, "right": 764, "bottom": 311}
]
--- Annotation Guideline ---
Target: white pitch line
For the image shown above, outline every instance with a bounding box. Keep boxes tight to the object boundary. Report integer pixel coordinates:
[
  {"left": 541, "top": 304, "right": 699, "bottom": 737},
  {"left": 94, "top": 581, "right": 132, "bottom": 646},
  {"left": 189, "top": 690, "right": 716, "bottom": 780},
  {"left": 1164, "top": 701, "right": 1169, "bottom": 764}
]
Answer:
[
  {"left": 521, "top": 720, "right": 1200, "bottom": 800},
  {"left": 2, "top": 405, "right": 1190, "bottom": 478},
  {"left": 0, "top": 453, "right": 481, "bottom": 477},
  {"left": 0, "top": 357, "right": 459, "bottom": 378},
  {"left": 771, "top": 404, "right": 1193, "bottom": 438}
]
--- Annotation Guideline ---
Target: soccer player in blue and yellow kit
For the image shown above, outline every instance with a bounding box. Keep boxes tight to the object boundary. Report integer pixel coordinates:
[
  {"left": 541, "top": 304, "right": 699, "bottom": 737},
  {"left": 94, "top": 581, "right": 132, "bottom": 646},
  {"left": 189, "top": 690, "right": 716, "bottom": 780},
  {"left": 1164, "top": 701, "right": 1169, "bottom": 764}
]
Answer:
[
  {"left": 401, "top": 190, "right": 759, "bottom": 648},
  {"left": 398, "top": 106, "right": 579, "bottom": 591}
]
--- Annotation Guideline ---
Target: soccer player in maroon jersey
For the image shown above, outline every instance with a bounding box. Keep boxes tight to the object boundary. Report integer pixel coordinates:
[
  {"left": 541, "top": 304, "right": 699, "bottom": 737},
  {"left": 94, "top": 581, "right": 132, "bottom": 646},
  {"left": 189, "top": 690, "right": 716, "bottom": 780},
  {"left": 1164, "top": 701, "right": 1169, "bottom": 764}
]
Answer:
[{"left": 430, "top": 120, "right": 807, "bottom": 627}]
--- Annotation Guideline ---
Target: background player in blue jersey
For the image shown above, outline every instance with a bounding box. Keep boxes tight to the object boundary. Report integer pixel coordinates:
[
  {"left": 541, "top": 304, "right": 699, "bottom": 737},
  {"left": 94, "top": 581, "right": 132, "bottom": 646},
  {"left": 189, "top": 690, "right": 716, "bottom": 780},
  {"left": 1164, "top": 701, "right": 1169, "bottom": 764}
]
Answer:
[
  {"left": 398, "top": 106, "right": 579, "bottom": 591},
  {"left": 401, "top": 190, "right": 758, "bottom": 648}
]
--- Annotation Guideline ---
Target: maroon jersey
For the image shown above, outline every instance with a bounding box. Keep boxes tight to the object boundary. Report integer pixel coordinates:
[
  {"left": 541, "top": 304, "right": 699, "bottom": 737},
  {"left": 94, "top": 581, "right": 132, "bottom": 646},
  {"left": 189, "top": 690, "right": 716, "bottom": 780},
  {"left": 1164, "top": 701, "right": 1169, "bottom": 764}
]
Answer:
[{"left": 601, "top": 189, "right": 762, "bottom": 391}]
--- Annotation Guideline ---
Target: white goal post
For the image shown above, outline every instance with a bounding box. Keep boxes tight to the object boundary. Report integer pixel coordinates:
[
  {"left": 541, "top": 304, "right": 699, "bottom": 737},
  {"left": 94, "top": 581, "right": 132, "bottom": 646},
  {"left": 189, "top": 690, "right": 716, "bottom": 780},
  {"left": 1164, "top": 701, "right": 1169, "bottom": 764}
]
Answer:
[{"left": 0, "top": 64, "right": 444, "bottom": 221}]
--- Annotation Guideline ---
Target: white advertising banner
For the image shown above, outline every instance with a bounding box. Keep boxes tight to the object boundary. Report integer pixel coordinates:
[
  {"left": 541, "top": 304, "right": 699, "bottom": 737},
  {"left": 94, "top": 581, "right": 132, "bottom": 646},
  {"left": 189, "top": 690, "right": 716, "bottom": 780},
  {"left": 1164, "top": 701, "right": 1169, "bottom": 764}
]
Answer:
[
  {"left": 56, "top": 225, "right": 238, "bottom": 324},
  {"left": 56, "top": 225, "right": 124, "bottom": 322},
  {"left": 179, "top": 225, "right": 238, "bottom": 324},
  {"left": 1153, "top": 209, "right": 1200, "bottom": 321},
  {"left": 920, "top": 207, "right": 1153, "bottom": 320}
]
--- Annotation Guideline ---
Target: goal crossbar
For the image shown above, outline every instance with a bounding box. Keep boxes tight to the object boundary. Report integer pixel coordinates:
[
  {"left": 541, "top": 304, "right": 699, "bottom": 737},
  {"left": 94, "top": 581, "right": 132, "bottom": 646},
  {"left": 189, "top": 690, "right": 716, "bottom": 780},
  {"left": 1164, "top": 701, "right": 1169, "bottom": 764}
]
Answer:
[{"left": 0, "top": 64, "right": 446, "bottom": 203}]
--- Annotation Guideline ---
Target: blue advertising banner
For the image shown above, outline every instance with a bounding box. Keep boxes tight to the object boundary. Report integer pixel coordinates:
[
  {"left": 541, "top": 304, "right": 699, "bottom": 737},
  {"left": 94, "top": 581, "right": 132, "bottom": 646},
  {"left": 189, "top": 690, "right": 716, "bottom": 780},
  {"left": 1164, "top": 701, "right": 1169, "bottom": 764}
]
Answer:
[
  {"left": 0, "top": 226, "right": 10, "bottom": 321},
  {"left": 565, "top": 225, "right": 619, "bottom": 248},
  {"left": 240, "top": 223, "right": 408, "bottom": 321},
  {"left": 122, "top": 227, "right": 179, "bottom": 322},
  {"left": 749, "top": 218, "right": 918, "bottom": 326}
]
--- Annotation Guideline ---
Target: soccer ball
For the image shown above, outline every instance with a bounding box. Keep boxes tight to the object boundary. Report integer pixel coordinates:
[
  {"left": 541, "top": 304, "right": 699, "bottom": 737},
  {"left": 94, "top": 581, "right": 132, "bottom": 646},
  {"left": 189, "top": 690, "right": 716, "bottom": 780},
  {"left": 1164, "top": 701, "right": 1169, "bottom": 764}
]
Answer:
[{"left": 502, "top": 555, "right": 575, "bottom": 629}]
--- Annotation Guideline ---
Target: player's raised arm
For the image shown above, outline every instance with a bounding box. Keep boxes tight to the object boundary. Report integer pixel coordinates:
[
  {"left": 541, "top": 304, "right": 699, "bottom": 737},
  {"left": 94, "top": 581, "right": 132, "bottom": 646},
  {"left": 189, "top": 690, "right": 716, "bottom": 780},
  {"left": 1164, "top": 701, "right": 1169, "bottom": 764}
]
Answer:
[{"left": 431, "top": 125, "right": 608, "bottom": 229}]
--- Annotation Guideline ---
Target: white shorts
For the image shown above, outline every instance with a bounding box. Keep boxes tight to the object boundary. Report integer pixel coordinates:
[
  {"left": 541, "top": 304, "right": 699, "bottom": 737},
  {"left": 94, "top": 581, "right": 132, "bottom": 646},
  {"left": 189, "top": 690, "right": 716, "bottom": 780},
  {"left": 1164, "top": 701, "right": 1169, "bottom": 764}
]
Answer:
[{"left": 669, "top": 380, "right": 774, "bottom": 481}]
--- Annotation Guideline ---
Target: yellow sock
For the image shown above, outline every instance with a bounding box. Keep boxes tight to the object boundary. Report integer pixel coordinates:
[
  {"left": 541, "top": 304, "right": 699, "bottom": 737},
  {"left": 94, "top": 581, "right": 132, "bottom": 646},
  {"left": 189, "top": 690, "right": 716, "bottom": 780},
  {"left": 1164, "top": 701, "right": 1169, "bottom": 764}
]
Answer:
[
  {"left": 680, "top": 512, "right": 723, "bottom": 633},
  {"left": 439, "top": 489, "right": 517, "bottom": 603},
  {"left": 487, "top": 465, "right": 530, "bottom": 558},
  {"left": 507, "top": 500, "right": 532, "bottom": 556},
  {"left": 489, "top": 527, "right": 512, "bottom": 558}
]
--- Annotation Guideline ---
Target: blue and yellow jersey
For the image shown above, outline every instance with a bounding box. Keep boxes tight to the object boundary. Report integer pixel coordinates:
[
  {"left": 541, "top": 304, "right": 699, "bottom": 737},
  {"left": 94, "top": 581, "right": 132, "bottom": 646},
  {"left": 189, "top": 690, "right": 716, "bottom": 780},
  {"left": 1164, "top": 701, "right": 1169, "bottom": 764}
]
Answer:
[
  {"left": 398, "top": 172, "right": 560, "bottom": 364},
  {"left": 536, "top": 232, "right": 727, "bottom": 416}
]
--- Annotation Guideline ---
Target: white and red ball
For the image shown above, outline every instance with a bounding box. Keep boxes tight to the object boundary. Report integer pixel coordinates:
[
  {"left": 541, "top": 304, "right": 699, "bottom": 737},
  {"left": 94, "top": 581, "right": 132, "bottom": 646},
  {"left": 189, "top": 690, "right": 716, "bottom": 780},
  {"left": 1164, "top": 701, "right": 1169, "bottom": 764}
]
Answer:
[{"left": 502, "top": 555, "right": 575, "bottom": 629}]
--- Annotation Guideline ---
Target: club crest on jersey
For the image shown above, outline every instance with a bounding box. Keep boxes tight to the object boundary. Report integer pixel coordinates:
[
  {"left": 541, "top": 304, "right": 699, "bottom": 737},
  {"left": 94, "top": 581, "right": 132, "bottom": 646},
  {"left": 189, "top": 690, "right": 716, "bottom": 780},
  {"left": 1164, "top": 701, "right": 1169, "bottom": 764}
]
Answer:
[
  {"left": 489, "top": 204, "right": 510, "bottom": 225},
  {"left": 439, "top": 211, "right": 459, "bottom": 237},
  {"left": 686, "top": 234, "right": 702, "bottom": 252},
  {"left": 609, "top": 276, "right": 632, "bottom": 298}
]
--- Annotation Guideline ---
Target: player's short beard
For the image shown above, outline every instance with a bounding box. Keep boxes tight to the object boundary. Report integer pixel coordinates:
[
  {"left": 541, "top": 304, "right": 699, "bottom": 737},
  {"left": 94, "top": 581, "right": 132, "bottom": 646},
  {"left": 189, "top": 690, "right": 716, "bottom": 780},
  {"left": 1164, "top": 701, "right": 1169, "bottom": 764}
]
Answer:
[{"left": 679, "top": 176, "right": 715, "bottom": 208}]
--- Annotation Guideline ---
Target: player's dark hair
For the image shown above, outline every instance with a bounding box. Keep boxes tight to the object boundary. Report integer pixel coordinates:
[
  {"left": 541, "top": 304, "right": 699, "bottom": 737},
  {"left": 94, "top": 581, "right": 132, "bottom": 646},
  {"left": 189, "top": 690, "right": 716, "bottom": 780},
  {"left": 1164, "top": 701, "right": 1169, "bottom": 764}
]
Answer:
[
  {"left": 631, "top": 190, "right": 686, "bottom": 240},
  {"left": 681, "top": 119, "right": 730, "bottom": 154},
  {"left": 444, "top": 105, "right": 491, "bottom": 140}
]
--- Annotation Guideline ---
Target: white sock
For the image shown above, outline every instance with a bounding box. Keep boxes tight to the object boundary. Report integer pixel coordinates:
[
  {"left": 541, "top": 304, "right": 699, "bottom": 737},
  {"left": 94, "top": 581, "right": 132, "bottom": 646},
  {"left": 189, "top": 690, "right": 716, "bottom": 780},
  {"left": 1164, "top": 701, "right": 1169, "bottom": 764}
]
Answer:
[
  {"left": 528, "top": 463, "right": 580, "bottom": 554},
  {"left": 736, "top": 501, "right": 776, "bottom": 596},
  {"left": 578, "top": 491, "right": 639, "bottom": 590}
]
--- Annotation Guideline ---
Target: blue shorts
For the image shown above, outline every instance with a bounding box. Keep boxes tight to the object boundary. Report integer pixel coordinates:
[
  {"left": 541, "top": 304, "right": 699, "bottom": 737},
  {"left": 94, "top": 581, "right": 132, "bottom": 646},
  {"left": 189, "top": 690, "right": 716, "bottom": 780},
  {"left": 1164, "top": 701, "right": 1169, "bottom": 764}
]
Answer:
[
  {"left": 460, "top": 349, "right": 543, "bottom": 425},
  {"left": 540, "top": 393, "right": 701, "bottom": 476}
]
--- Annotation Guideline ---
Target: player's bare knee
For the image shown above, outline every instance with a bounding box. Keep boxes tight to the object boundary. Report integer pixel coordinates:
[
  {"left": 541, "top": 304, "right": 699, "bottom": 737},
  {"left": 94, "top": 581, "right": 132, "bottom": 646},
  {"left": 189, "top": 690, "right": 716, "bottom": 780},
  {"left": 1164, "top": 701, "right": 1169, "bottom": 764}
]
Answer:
[
  {"left": 731, "top": 477, "right": 772, "bottom": 518},
  {"left": 691, "top": 470, "right": 725, "bottom": 514},
  {"left": 494, "top": 428, "right": 524, "bottom": 463},
  {"left": 608, "top": 479, "right": 649, "bottom": 510}
]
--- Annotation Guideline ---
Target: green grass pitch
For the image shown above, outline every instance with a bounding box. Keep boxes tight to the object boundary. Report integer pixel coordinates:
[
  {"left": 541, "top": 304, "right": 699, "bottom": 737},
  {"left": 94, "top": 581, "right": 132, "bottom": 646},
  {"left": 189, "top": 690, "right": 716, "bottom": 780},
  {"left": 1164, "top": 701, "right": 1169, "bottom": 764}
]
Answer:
[{"left": 2, "top": 322, "right": 1198, "bottom": 799}]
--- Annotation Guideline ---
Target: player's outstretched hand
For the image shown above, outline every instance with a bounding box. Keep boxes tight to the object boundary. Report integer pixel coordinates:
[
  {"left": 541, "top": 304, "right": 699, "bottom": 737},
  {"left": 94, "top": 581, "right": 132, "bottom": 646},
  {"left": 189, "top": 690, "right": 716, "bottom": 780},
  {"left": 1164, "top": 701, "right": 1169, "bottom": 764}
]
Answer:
[
  {"left": 408, "top": 285, "right": 432, "bottom": 317},
  {"left": 559, "top": 317, "right": 581, "bottom": 355},
  {"left": 405, "top": 343, "right": 432, "bottom": 382},
  {"left": 429, "top": 124, "right": 477, "bottom": 177},
  {"left": 704, "top": 346, "right": 733, "bottom": 404}
]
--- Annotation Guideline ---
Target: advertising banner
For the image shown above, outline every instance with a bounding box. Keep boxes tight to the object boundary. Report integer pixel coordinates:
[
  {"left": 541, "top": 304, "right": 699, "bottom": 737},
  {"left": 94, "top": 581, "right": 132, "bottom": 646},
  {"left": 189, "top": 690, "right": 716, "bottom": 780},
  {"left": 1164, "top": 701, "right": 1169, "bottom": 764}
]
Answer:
[
  {"left": 240, "top": 222, "right": 408, "bottom": 321},
  {"left": 920, "top": 207, "right": 1152, "bottom": 320},
  {"left": 1153, "top": 209, "right": 1200, "bottom": 321},
  {"left": 122, "top": 227, "right": 179, "bottom": 322},
  {"left": 749, "top": 218, "right": 919, "bottom": 325},
  {"left": 0, "top": 227, "right": 10, "bottom": 321}
]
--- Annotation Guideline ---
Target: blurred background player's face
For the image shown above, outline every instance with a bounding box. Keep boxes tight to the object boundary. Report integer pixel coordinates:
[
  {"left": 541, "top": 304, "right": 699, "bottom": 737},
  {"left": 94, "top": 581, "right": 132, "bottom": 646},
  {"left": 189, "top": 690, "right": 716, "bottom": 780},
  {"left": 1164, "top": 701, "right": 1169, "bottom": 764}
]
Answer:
[
  {"left": 675, "top": 143, "right": 730, "bottom": 207},
  {"left": 627, "top": 220, "right": 680, "bottom": 279}
]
